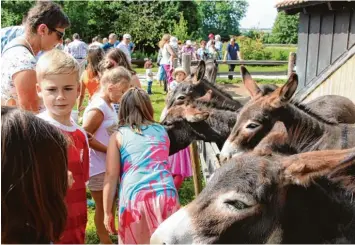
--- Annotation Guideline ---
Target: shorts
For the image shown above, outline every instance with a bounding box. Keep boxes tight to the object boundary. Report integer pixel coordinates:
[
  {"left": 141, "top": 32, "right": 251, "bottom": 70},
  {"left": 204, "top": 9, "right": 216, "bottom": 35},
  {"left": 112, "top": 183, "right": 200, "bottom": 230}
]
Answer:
[{"left": 88, "top": 172, "right": 105, "bottom": 191}]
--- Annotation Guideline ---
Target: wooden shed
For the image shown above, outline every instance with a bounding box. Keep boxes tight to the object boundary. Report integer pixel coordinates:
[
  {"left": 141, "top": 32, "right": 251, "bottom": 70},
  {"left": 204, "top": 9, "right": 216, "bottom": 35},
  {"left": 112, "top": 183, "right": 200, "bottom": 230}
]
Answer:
[{"left": 276, "top": 1, "right": 355, "bottom": 103}]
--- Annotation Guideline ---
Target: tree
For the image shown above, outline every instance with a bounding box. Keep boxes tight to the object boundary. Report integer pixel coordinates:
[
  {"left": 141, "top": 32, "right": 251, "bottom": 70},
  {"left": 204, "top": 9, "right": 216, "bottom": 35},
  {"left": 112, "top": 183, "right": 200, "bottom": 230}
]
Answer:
[
  {"left": 1, "top": 0, "right": 33, "bottom": 27},
  {"left": 271, "top": 12, "right": 299, "bottom": 44},
  {"left": 198, "top": 0, "right": 248, "bottom": 40},
  {"left": 171, "top": 12, "right": 189, "bottom": 42}
]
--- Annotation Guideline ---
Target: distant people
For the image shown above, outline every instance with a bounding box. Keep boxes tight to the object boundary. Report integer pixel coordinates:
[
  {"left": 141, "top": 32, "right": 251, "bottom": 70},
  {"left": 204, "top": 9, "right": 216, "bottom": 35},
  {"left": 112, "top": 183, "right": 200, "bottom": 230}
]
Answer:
[
  {"left": 117, "top": 33, "right": 132, "bottom": 63},
  {"left": 102, "top": 37, "right": 108, "bottom": 45},
  {"left": 156, "top": 48, "right": 167, "bottom": 89},
  {"left": 1, "top": 106, "right": 69, "bottom": 244},
  {"left": 1, "top": 1, "right": 70, "bottom": 113},
  {"left": 224, "top": 38, "right": 242, "bottom": 80},
  {"left": 197, "top": 40, "right": 209, "bottom": 61},
  {"left": 77, "top": 45, "right": 105, "bottom": 112},
  {"left": 63, "top": 38, "right": 71, "bottom": 53},
  {"left": 158, "top": 34, "right": 176, "bottom": 91},
  {"left": 181, "top": 40, "right": 197, "bottom": 60},
  {"left": 103, "top": 88, "right": 180, "bottom": 244},
  {"left": 144, "top": 57, "right": 153, "bottom": 76},
  {"left": 36, "top": 49, "right": 89, "bottom": 244},
  {"left": 206, "top": 33, "right": 215, "bottom": 49},
  {"left": 170, "top": 36, "right": 179, "bottom": 65},
  {"left": 128, "top": 41, "right": 135, "bottom": 54},
  {"left": 67, "top": 33, "right": 88, "bottom": 76},
  {"left": 89, "top": 35, "right": 102, "bottom": 48},
  {"left": 208, "top": 40, "right": 220, "bottom": 60},
  {"left": 102, "top": 33, "right": 116, "bottom": 52},
  {"left": 82, "top": 67, "right": 131, "bottom": 244},
  {"left": 215, "top": 34, "right": 223, "bottom": 60}
]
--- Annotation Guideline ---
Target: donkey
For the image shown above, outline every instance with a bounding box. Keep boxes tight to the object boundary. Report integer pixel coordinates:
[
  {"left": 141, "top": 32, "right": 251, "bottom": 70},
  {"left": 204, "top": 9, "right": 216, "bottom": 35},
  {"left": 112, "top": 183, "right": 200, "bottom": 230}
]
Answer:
[
  {"left": 151, "top": 148, "right": 355, "bottom": 244},
  {"left": 162, "top": 101, "right": 238, "bottom": 155},
  {"left": 220, "top": 68, "right": 355, "bottom": 160}
]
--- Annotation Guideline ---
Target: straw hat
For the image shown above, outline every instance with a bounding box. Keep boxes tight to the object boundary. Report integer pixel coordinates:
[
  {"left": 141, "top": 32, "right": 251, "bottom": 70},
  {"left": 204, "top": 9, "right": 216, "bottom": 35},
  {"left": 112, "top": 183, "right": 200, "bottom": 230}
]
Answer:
[{"left": 173, "top": 67, "right": 187, "bottom": 78}]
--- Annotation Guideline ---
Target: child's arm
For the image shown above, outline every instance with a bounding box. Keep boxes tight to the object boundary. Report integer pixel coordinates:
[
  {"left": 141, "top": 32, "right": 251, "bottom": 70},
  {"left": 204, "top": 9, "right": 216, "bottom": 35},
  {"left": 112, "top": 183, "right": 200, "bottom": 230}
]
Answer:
[
  {"left": 103, "top": 132, "right": 121, "bottom": 234},
  {"left": 77, "top": 72, "right": 87, "bottom": 112},
  {"left": 82, "top": 109, "right": 107, "bottom": 153}
]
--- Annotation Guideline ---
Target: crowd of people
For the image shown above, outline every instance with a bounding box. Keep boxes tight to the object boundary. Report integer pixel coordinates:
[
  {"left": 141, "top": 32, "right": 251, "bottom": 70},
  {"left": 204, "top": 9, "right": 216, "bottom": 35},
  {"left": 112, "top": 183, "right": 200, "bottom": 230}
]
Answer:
[{"left": 1, "top": 1, "right": 243, "bottom": 244}]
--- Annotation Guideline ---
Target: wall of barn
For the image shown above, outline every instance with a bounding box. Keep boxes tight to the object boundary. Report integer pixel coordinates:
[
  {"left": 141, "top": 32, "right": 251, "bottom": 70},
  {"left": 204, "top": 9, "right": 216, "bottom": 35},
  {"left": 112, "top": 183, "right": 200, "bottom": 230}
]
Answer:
[{"left": 303, "top": 54, "right": 355, "bottom": 104}]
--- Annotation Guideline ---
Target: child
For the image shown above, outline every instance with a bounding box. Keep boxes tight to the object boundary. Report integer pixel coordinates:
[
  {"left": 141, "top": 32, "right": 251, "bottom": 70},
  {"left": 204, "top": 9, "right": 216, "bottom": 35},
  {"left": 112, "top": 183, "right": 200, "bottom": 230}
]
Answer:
[
  {"left": 2, "top": 106, "right": 69, "bottom": 244},
  {"left": 36, "top": 49, "right": 89, "bottom": 244},
  {"left": 169, "top": 67, "right": 187, "bottom": 91},
  {"left": 77, "top": 45, "right": 105, "bottom": 112},
  {"left": 144, "top": 57, "right": 153, "bottom": 76},
  {"left": 103, "top": 88, "right": 180, "bottom": 244},
  {"left": 147, "top": 71, "right": 154, "bottom": 95},
  {"left": 82, "top": 67, "right": 131, "bottom": 244}
]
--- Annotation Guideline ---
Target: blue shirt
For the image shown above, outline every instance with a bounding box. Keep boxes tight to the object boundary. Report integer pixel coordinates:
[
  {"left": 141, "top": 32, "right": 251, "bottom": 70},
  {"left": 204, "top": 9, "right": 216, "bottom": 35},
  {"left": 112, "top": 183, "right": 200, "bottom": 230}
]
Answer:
[
  {"left": 227, "top": 43, "right": 240, "bottom": 60},
  {"left": 101, "top": 42, "right": 114, "bottom": 52}
]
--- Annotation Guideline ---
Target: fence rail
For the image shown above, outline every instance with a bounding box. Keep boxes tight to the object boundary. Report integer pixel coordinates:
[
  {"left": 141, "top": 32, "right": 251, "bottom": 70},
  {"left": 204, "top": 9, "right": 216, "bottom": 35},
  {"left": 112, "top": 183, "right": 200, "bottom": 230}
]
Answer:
[{"left": 191, "top": 60, "right": 288, "bottom": 66}]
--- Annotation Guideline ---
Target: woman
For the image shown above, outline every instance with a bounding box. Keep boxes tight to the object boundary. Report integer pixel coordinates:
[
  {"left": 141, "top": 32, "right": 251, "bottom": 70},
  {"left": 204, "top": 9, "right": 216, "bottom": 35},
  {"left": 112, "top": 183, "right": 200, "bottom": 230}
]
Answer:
[
  {"left": 1, "top": 106, "right": 69, "bottom": 243},
  {"left": 158, "top": 34, "right": 176, "bottom": 87},
  {"left": 77, "top": 45, "right": 105, "bottom": 112},
  {"left": 1, "top": 1, "right": 70, "bottom": 113}
]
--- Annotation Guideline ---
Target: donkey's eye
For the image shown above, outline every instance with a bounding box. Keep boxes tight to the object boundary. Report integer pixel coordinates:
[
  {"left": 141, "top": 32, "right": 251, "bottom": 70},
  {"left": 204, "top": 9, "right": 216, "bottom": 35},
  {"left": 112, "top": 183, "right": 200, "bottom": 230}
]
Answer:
[
  {"left": 177, "top": 95, "right": 186, "bottom": 100},
  {"left": 225, "top": 200, "right": 250, "bottom": 210},
  {"left": 246, "top": 123, "right": 260, "bottom": 129}
]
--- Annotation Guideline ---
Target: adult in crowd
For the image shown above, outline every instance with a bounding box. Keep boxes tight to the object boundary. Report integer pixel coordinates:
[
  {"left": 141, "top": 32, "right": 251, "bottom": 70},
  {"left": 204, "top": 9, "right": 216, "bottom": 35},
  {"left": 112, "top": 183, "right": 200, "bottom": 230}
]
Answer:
[
  {"left": 1, "top": 1, "right": 70, "bottom": 112},
  {"left": 158, "top": 34, "right": 176, "bottom": 88},
  {"left": 117, "top": 33, "right": 132, "bottom": 63},
  {"left": 89, "top": 35, "right": 103, "bottom": 48},
  {"left": 67, "top": 33, "right": 88, "bottom": 77},
  {"left": 128, "top": 40, "right": 135, "bottom": 54},
  {"left": 181, "top": 40, "right": 197, "bottom": 60},
  {"left": 206, "top": 33, "right": 214, "bottom": 49},
  {"left": 63, "top": 38, "right": 71, "bottom": 53},
  {"left": 102, "top": 33, "right": 116, "bottom": 52},
  {"left": 223, "top": 37, "right": 242, "bottom": 80},
  {"left": 1, "top": 106, "right": 69, "bottom": 244},
  {"left": 197, "top": 40, "right": 209, "bottom": 61},
  {"left": 214, "top": 34, "right": 223, "bottom": 60},
  {"left": 102, "top": 37, "right": 108, "bottom": 45}
]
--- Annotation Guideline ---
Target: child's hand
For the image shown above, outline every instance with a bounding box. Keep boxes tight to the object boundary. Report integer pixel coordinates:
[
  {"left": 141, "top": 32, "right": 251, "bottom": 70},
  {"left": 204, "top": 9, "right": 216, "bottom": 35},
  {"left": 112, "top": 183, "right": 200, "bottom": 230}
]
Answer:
[
  {"left": 68, "top": 171, "right": 75, "bottom": 188},
  {"left": 104, "top": 213, "right": 118, "bottom": 235}
]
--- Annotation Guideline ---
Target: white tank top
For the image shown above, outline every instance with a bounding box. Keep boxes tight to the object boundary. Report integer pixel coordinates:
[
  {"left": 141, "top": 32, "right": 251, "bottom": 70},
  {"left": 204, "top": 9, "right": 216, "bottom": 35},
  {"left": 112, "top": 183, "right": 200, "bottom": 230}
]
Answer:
[{"left": 159, "top": 44, "right": 171, "bottom": 65}]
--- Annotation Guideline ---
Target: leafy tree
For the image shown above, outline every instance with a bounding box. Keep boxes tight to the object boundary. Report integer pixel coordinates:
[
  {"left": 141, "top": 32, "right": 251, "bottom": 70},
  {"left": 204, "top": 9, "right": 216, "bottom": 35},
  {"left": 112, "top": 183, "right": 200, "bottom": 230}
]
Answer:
[
  {"left": 1, "top": 0, "right": 33, "bottom": 27},
  {"left": 271, "top": 12, "right": 299, "bottom": 44},
  {"left": 198, "top": 0, "right": 248, "bottom": 40},
  {"left": 171, "top": 12, "right": 189, "bottom": 42}
]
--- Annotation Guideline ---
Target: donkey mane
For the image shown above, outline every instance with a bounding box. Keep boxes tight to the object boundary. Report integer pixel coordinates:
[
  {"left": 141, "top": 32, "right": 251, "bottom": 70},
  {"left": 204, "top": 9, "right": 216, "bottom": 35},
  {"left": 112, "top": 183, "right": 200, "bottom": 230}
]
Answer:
[
  {"left": 200, "top": 78, "right": 234, "bottom": 99},
  {"left": 187, "top": 98, "right": 240, "bottom": 112},
  {"left": 292, "top": 101, "right": 338, "bottom": 125}
]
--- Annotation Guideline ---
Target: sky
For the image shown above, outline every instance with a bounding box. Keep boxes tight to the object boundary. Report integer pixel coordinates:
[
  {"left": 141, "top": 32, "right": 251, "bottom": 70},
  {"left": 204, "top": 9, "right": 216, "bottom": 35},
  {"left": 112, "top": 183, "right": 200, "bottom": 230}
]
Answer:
[{"left": 240, "top": 0, "right": 278, "bottom": 29}]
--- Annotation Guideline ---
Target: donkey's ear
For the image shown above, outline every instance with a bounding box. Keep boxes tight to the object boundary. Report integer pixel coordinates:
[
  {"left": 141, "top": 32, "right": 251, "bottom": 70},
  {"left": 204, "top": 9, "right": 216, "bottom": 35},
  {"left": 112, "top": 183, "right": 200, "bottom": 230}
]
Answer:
[
  {"left": 193, "top": 60, "right": 206, "bottom": 85},
  {"left": 196, "top": 90, "right": 213, "bottom": 102},
  {"left": 280, "top": 148, "right": 355, "bottom": 187},
  {"left": 241, "top": 66, "right": 261, "bottom": 97},
  {"left": 279, "top": 73, "right": 298, "bottom": 102}
]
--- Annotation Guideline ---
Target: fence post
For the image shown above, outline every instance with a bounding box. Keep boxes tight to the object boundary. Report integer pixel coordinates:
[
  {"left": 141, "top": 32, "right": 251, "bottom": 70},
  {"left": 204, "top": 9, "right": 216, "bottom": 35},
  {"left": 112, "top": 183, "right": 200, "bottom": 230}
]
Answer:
[
  {"left": 172, "top": 58, "right": 178, "bottom": 69},
  {"left": 288, "top": 52, "right": 296, "bottom": 77},
  {"left": 182, "top": 53, "right": 191, "bottom": 75},
  {"left": 190, "top": 140, "right": 203, "bottom": 196}
]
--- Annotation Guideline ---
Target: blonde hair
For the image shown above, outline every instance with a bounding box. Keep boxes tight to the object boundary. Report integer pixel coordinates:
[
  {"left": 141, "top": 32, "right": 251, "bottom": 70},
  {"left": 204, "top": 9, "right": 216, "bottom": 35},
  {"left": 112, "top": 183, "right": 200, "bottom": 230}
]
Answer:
[
  {"left": 159, "top": 34, "right": 171, "bottom": 49},
  {"left": 100, "top": 66, "right": 131, "bottom": 88},
  {"left": 36, "top": 49, "right": 79, "bottom": 82},
  {"left": 119, "top": 87, "right": 154, "bottom": 134}
]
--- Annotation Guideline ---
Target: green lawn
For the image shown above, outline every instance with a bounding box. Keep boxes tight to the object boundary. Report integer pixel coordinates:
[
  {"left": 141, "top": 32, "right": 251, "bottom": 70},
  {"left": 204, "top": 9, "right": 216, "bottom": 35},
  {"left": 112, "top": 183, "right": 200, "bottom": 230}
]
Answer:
[
  {"left": 84, "top": 84, "right": 195, "bottom": 244},
  {"left": 216, "top": 77, "right": 287, "bottom": 85}
]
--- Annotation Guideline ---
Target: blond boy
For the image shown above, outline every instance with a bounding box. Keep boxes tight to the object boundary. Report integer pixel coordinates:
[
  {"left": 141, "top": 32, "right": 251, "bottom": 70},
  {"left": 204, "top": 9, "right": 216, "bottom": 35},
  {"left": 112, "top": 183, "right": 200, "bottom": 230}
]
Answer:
[{"left": 36, "top": 49, "right": 89, "bottom": 244}]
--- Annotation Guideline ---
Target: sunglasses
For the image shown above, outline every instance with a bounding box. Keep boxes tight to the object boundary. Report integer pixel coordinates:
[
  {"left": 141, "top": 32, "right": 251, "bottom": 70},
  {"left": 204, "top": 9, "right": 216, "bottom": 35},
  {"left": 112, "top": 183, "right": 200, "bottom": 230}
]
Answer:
[{"left": 47, "top": 26, "right": 64, "bottom": 40}]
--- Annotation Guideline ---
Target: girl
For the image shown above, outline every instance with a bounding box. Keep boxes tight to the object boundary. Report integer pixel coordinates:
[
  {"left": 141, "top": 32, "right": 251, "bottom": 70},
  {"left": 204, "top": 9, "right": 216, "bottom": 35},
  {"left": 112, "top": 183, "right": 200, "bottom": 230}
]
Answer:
[
  {"left": 2, "top": 106, "right": 68, "bottom": 243},
  {"left": 77, "top": 45, "right": 105, "bottom": 112},
  {"left": 82, "top": 67, "right": 131, "bottom": 244},
  {"left": 103, "top": 88, "right": 180, "bottom": 244}
]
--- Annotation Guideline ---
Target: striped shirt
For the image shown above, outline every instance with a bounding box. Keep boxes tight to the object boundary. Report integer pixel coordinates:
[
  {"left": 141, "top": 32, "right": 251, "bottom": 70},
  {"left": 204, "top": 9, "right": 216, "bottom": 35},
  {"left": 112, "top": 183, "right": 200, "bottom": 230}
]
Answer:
[{"left": 68, "top": 39, "right": 88, "bottom": 59}]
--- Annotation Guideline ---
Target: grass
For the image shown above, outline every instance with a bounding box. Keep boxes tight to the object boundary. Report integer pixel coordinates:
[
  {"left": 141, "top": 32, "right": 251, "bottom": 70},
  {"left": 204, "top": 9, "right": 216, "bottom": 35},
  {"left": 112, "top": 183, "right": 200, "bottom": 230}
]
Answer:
[
  {"left": 84, "top": 83, "right": 195, "bottom": 244},
  {"left": 216, "top": 77, "right": 287, "bottom": 85}
]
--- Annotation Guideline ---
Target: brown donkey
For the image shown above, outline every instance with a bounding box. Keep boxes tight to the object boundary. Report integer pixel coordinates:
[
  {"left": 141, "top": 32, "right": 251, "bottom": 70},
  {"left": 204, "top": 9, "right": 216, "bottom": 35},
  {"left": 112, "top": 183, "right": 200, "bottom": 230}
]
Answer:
[
  {"left": 220, "top": 68, "right": 355, "bottom": 160},
  {"left": 151, "top": 148, "right": 355, "bottom": 244}
]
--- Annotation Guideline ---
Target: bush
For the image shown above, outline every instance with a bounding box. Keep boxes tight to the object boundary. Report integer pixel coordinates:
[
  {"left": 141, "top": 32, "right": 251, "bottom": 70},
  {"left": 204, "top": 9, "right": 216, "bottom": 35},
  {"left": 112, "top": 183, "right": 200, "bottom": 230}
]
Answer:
[
  {"left": 131, "top": 50, "right": 158, "bottom": 62},
  {"left": 237, "top": 36, "right": 272, "bottom": 60}
]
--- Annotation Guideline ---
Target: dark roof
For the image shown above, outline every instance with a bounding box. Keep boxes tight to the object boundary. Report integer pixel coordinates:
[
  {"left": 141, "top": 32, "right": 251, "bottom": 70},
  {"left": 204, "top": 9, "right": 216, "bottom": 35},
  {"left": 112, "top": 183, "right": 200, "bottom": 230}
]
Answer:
[{"left": 276, "top": 0, "right": 326, "bottom": 10}]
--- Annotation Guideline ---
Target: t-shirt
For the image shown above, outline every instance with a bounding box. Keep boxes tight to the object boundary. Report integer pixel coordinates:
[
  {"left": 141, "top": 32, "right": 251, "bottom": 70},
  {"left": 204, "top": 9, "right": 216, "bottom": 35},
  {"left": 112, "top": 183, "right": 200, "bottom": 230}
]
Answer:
[
  {"left": 37, "top": 111, "right": 89, "bottom": 244},
  {"left": 117, "top": 42, "right": 131, "bottom": 62},
  {"left": 227, "top": 43, "right": 240, "bottom": 60},
  {"left": 81, "top": 70, "right": 100, "bottom": 100},
  {"left": 83, "top": 96, "right": 118, "bottom": 177},
  {"left": 101, "top": 42, "right": 114, "bottom": 52}
]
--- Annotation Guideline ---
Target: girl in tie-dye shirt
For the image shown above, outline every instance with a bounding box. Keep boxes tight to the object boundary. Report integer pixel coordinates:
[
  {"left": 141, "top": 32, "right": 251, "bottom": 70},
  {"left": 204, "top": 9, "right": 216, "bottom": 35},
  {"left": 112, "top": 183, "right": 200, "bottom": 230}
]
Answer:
[{"left": 103, "top": 88, "right": 180, "bottom": 244}]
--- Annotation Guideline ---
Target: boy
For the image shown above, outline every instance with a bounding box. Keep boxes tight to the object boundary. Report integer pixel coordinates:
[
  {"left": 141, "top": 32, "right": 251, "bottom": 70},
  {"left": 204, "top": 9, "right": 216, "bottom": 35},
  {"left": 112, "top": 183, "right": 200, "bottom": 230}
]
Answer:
[
  {"left": 146, "top": 71, "right": 154, "bottom": 95},
  {"left": 36, "top": 49, "right": 89, "bottom": 244}
]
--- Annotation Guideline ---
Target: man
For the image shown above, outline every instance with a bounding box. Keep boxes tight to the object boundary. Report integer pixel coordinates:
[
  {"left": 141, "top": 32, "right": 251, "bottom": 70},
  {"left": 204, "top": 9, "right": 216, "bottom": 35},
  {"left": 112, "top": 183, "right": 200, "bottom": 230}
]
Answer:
[
  {"left": 223, "top": 38, "right": 242, "bottom": 80},
  {"left": 181, "top": 40, "right": 197, "bottom": 60},
  {"left": 206, "top": 33, "right": 214, "bottom": 49},
  {"left": 67, "top": 33, "right": 88, "bottom": 76},
  {"left": 117, "top": 33, "right": 132, "bottom": 62},
  {"left": 102, "top": 33, "right": 116, "bottom": 52}
]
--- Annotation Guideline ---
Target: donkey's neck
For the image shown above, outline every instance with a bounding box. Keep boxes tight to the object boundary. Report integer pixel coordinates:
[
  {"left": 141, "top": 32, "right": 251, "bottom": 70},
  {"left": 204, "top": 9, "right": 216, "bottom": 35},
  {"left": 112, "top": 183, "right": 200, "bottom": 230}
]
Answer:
[{"left": 278, "top": 103, "right": 335, "bottom": 152}]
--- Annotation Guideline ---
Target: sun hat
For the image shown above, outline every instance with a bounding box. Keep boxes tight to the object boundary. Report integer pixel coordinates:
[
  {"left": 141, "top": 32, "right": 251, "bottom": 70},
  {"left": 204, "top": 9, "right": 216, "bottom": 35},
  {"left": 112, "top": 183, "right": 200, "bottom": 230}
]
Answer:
[
  {"left": 123, "top": 33, "right": 131, "bottom": 39},
  {"left": 208, "top": 33, "right": 214, "bottom": 39},
  {"left": 172, "top": 67, "right": 187, "bottom": 78},
  {"left": 186, "top": 40, "right": 192, "bottom": 46}
]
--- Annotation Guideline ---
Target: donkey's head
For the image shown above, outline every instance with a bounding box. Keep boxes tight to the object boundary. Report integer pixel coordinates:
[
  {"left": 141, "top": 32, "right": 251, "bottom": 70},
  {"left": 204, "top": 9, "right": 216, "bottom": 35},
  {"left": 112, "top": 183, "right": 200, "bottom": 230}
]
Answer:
[
  {"left": 220, "top": 66, "right": 299, "bottom": 160},
  {"left": 151, "top": 148, "right": 355, "bottom": 244}
]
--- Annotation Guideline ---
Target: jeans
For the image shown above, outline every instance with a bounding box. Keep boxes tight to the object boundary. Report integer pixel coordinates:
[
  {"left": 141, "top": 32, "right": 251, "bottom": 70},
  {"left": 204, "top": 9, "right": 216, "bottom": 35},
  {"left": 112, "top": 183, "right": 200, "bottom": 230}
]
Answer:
[
  {"left": 147, "top": 80, "right": 153, "bottom": 94},
  {"left": 228, "top": 64, "right": 236, "bottom": 80}
]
